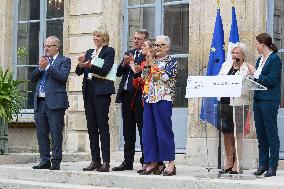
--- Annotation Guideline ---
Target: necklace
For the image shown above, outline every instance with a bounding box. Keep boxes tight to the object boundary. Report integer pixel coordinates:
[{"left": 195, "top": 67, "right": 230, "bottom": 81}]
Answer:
[{"left": 230, "top": 67, "right": 239, "bottom": 75}]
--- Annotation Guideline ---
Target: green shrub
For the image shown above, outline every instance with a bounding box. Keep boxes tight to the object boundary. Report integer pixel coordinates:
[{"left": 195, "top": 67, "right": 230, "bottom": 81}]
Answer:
[{"left": 0, "top": 66, "right": 26, "bottom": 123}]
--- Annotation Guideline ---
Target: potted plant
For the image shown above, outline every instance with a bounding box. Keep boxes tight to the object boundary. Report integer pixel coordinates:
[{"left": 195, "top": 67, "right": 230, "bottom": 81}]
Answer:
[{"left": 0, "top": 66, "right": 26, "bottom": 155}]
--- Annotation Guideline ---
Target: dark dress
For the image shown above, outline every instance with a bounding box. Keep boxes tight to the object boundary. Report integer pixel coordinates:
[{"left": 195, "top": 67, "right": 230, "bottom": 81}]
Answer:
[{"left": 218, "top": 66, "right": 248, "bottom": 134}]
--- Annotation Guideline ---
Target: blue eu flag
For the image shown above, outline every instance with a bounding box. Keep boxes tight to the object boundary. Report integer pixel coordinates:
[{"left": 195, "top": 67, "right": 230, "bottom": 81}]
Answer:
[{"left": 200, "top": 8, "right": 225, "bottom": 127}]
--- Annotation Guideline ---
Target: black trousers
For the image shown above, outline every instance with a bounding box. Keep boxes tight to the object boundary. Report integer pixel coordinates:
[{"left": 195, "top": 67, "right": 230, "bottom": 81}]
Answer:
[
  {"left": 121, "top": 90, "right": 144, "bottom": 164},
  {"left": 84, "top": 92, "right": 111, "bottom": 163}
]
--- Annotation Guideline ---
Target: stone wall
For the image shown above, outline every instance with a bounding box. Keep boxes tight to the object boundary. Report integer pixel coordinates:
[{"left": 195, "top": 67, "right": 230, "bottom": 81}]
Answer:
[{"left": 187, "top": 0, "right": 267, "bottom": 168}]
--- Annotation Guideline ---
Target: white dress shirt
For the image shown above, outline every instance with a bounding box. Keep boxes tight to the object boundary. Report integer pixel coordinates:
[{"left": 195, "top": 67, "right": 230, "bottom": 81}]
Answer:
[{"left": 254, "top": 51, "right": 273, "bottom": 79}]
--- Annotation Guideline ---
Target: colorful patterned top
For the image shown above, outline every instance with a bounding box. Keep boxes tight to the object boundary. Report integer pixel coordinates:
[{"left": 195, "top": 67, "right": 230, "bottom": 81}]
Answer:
[{"left": 142, "top": 55, "right": 177, "bottom": 103}]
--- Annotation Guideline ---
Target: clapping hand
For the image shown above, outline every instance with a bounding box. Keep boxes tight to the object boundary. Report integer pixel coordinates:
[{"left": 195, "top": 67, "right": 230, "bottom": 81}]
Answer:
[
  {"left": 39, "top": 56, "right": 49, "bottom": 70},
  {"left": 130, "top": 61, "right": 142, "bottom": 73},
  {"left": 82, "top": 60, "right": 92, "bottom": 68},
  {"left": 77, "top": 53, "right": 85, "bottom": 68},
  {"left": 123, "top": 54, "right": 134, "bottom": 66},
  {"left": 246, "top": 62, "right": 256, "bottom": 75}
]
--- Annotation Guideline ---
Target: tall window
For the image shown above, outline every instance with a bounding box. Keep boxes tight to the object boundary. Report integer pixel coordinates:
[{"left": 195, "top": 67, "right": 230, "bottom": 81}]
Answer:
[
  {"left": 123, "top": 0, "right": 189, "bottom": 107},
  {"left": 13, "top": 0, "right": 64, "bottom": 111}
]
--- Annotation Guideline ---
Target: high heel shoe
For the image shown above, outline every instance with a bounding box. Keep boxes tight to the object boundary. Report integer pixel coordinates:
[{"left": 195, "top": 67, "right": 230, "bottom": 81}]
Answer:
[
  {"left": 229, "top": 168, "right": 243, "bottom": 175},
  {"left": 163, "top": 166, "right": 176, "bottom": 176},
  {"left": 153, "top": 164, "right": 166, "bottom": 175},
  {"left": 219, "top": 167, "right": 232, "bottom": 174},
  {"left": 139, "top": 165, "right": 159, "bottom": 175},
  {"left": 137, "top": 167, "right": 145, "bottom": 174},
  {"left": 137, "top": 164, "right": 148, "bottom": 174}
]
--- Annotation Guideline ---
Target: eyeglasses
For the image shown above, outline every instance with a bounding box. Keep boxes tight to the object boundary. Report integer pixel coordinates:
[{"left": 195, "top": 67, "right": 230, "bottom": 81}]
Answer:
[
  {"left": 44, "top": 44, "right": 57, "bottom": 48},
  {"left": 133, "top": 37, "right": 144, "bottom": 41},
  {"left": 153, "top": 43, "right": 167, "bottom": 48}
]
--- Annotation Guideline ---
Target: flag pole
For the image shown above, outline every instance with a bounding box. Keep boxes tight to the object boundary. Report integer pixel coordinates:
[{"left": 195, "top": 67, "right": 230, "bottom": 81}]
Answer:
[{"left": 217, "top": 0, "right": 221, "bottom": 171}]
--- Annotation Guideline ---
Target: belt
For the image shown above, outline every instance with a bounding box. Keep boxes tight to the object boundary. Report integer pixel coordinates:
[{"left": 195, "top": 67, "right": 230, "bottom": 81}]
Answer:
[{"left": 37, "top": 97, "right": 45, "bottom": 101}]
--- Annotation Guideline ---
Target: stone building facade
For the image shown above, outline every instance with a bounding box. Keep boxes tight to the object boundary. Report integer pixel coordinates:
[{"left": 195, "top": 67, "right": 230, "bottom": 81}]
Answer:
[{"left": 0, "top": 0, "right": 283, "bottom": 169}]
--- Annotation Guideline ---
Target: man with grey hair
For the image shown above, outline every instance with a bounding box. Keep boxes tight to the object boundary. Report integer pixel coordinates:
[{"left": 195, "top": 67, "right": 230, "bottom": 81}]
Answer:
[
  {"left": 114, "top": 29, "right": 149, "bottom": 171},
  {"left": 31, "top": 36, "right": 71, "bottom": 170}
]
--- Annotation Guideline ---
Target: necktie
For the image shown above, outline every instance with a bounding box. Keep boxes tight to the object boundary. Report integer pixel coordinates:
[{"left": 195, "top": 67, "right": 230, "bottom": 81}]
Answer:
[
  {"left": 134, "top": 50, "right": 140, "bottom": 62},
  {"left": 39, "top": 57, "right": 53, "bottom": 95}
]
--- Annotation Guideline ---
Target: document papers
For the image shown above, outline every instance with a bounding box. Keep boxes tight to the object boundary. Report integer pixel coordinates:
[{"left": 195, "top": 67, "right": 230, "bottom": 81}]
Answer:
[{"left": 91, "top": 57, "right": 117, "bottom": 82}]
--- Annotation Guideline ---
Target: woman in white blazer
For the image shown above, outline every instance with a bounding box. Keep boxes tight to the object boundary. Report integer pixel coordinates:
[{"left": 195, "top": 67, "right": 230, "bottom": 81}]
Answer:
[{"left": 218, "top": 42, "right": 250, "bottom": 174}]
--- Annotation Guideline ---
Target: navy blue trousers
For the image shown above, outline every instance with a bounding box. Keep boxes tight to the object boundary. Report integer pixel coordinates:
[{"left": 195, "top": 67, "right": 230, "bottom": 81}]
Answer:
[
  {"left": 253, "top": 100, "right": 280, "bottom": 168},
  {"left": 34, "top": 99, "right": 65, "bottom": 166},
  {"left": 142, "top": 100, "right": 175, "bottom": 163}
]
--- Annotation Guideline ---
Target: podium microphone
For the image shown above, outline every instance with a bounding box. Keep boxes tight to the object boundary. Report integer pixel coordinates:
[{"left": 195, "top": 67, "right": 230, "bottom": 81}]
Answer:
[{"left": 234, "top": 58, "right": 240, "bottom": 62}]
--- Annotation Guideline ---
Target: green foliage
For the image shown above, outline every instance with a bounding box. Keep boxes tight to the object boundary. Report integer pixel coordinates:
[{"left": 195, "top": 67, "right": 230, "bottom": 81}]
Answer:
[
  {"left": 17, "top": 47, "right": 28, "bottom": 57},
  {"left": 0, "top": 66, "right": 26, "bottom": 123}
]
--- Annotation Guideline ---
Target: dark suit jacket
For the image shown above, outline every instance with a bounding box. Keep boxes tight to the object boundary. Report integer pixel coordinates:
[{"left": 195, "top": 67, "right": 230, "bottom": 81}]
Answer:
[
  {"left": 75, "top": 46, "right": 115, "bottom": 99},
  {"left": 115, "top": 49, "right": 145, "bottom": 103},
  {"left": 254, "top": 52, "right": 282, "bottom": 103},
  {"left": 31, "top": 54, "right": 71, "bottom": 111}
]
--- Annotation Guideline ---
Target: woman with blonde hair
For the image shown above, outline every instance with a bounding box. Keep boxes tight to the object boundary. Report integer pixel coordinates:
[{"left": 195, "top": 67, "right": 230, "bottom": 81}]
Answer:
[
  {"left": 218, "top": 42, "right": 250, "bottom": 174},
  {"left": 75, "top": 27, "right": 115, "bottom": 172}
]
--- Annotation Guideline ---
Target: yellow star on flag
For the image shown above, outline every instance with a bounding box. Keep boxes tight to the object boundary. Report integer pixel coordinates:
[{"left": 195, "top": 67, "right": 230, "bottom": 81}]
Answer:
[{"left": 211, "top": 47, "right": 216, "bottom": 52}]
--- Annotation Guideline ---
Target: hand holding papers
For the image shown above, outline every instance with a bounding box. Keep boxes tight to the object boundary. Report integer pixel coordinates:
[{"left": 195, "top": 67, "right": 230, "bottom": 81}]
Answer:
[{"left": 89, "top": 57, "right": 117, "bottom": 82}]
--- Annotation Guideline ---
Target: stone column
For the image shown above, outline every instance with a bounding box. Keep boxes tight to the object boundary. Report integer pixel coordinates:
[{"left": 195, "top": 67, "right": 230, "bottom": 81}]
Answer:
[
  {"left": 64, "top": 0, "right": 122, "bottom": 156},
  {"left": 186, "top": 0, "right": 267, "bottom": 169},
  {"left": 0, "top": 0, "right": 13, "bottom": 69}
]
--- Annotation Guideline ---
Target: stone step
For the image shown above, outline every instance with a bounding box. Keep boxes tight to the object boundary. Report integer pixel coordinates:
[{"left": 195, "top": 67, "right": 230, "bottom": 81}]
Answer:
[
  {"left": 0, "top": 162, "right": 284, "bottom": 189},
  {"left": 2, "top": 152, "right": 284, "bottom": 170},
  {"left": 0, "top": 152, "right": 91, "bottom": 165},
  {"left": 0, "top": 178, "right": 125, "bottom": 189}
]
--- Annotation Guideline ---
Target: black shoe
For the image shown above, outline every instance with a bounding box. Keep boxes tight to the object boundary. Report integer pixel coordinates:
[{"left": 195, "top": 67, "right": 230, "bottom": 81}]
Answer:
[
  {"left": 32, "top": 162, "right": 51, "bottom": 169},
  {"left": 49, "top": 165, "right": 60, "bottom": 170},
  {"left": 219, "top": 167, "right": 232, "bottom": 174},
  {"left": 264, "top": 167, "right": 277, "bottom": 177},
  {"left": 83, "top": 161, "right": 101, "bottom": 171},
  {"left": 97, "top": 162, "right": 110, "bottom": 172},
  {"left": 112, "top": 161, "right": 133, "bottom": 171},
  {"left": 254, "top": 166, "right": 268, "bottom": 176}
]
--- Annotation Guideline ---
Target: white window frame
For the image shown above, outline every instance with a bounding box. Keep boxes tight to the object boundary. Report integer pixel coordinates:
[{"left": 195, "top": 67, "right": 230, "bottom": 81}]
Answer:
[
  {"left": 123, "top": 0, "right": 190, "bottom": 59},
  {"left": 12, "top": 0, "right": 64, "bottom": 121}
]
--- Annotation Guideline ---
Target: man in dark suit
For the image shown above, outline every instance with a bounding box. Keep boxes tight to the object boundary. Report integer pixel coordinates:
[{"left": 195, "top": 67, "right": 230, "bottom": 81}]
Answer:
[
  {"left": 31, "top": 36, "right": 71, "bottom": 170},
  {"left": 113, "top": 29, "right": 149, "bottom": 171}
]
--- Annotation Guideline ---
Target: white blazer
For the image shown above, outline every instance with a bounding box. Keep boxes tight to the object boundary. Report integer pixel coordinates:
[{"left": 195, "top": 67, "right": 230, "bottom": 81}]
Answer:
[{"left": 218, "top": 61, "right": 251, "bottom": 106}]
